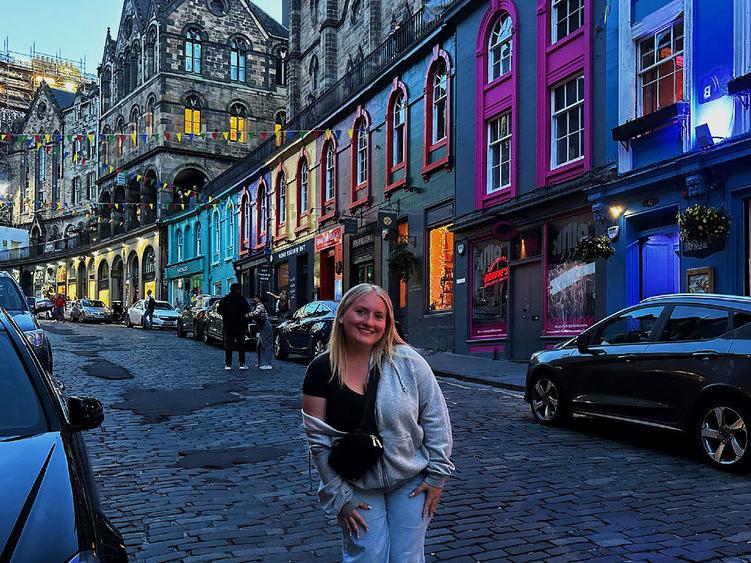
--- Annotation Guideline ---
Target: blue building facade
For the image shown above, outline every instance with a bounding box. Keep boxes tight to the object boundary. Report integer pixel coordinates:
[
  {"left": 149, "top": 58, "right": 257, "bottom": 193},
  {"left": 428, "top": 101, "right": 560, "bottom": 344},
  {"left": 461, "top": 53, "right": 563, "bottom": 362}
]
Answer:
[{"left": 591, "top": 0, "right": 751, "bottom": 314}]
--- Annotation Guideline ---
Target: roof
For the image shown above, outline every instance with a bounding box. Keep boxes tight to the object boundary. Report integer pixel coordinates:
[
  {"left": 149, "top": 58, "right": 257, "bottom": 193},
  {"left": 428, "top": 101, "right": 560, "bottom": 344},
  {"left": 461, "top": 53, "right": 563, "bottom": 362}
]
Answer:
[
  {"left": 49, "top": 89, "right": 76, "bottom": 110},
  {"left": 248, "top": 1, "right": 288, "bottom": 38},
  {"left": 641, "top": 294, "right": 751, "bottom": 309}
]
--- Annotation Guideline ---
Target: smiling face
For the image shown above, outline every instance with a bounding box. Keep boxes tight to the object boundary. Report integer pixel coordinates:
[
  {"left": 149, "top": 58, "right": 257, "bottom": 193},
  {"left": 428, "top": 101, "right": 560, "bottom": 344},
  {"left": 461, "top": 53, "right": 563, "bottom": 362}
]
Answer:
[{"left": 340, "top": 292, "right": 388, "bottom": 351}]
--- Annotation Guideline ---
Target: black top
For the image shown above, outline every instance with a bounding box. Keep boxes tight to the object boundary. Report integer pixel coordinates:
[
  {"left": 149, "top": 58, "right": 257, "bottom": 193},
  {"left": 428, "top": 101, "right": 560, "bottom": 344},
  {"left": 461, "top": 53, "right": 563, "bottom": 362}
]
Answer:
[
  {"left": 217, "top": 292, "right": 251, "bottom": 330},
  {"left": 303, "top": 353, "right": 375, "bottom": 434}
]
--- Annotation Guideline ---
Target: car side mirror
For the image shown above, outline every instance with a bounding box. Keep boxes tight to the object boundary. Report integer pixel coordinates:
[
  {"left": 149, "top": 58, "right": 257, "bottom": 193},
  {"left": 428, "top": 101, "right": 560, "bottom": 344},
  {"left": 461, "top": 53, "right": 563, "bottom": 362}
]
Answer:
[
  {"left": 68, "top": 396, "right": 104, "bottom": 431},
  {"left": 575, "top": 333, "right": 589, "bottom": 354}
]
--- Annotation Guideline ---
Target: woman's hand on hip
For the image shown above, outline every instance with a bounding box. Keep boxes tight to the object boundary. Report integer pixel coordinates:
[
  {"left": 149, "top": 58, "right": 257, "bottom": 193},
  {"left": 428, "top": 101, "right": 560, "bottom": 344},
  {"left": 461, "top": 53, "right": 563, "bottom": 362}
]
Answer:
[
  {"left": 337, "top": 502, "right": 371, "bottom": 539},
  {"left": 410, "top": 481, "right": 443, "bottom": 518}
]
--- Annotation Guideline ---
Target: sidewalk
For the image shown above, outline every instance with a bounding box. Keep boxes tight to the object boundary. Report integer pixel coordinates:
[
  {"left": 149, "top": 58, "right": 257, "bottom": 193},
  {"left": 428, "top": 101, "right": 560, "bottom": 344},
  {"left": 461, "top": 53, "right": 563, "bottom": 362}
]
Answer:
[{"left": 416, "top": 349, "right": 527, "bottom": 392}]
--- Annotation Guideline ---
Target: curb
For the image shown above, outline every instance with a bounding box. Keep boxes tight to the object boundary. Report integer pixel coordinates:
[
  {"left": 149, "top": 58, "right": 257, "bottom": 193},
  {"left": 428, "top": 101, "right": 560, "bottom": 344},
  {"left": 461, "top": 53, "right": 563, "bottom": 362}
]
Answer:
[{"left": 432, "top": 369, "right": 526, "bottom": 393}]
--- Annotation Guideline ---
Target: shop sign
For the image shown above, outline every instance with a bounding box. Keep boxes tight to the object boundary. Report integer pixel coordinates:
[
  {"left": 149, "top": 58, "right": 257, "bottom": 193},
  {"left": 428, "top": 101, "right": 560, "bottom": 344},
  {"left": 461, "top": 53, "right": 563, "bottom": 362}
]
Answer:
[
  {"left": 352, "top": 233, "right": 375, "bottom": 248},
  {"left": 165, "top": 256, "right": 204, "bottom": 280},
  {"left": 682, "top": 238, "right": 726, "bottom": 259},
  {"left": 116, "top": 172, "right": 127, "bottom": 186},
  {"left": 315, "top": 226, "right": 343, "bottom": 252},
  {"left": 258, "top": 265, "right": 273, "bottom": 283},
  {"left": 277, "top": 242, "right": 308, "bottom": 260}
]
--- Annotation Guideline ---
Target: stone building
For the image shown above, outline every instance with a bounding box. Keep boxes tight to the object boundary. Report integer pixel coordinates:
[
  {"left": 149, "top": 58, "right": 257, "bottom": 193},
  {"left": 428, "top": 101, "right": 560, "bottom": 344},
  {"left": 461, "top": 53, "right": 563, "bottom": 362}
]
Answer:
[{"left": 286, "top": 0, "right": 422, "bottom": 116}]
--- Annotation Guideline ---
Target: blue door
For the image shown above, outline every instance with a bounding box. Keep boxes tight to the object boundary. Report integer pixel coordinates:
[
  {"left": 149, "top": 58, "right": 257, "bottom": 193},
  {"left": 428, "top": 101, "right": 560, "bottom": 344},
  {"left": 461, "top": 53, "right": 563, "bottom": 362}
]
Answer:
[{"left": 641, "top": 233, "right": 679, "bottom": 300}]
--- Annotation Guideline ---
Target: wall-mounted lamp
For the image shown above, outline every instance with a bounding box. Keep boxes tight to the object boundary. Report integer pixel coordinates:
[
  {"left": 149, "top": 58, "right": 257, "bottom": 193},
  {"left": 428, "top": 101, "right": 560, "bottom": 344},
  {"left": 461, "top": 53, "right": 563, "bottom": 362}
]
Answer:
[
  {"left": 609, "top": 205, "right": 624, "bottom": 219},
  {"left": 695, "top": 123, "right": 715, "bottom": 149},
  {"left": 607, "top": 226, "right": 620, "bottom": 241}
]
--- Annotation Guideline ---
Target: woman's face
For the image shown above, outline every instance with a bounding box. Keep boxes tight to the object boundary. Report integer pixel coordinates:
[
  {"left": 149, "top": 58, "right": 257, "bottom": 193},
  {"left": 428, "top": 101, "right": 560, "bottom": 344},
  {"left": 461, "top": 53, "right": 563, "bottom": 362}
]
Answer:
[{"left": 341, "top": 292, "right": 388, "bottom": 350}]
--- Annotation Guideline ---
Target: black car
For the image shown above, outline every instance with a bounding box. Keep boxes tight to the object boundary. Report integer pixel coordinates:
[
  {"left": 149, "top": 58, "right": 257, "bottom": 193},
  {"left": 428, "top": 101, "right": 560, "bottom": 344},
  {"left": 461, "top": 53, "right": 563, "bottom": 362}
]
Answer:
[
  {"left": 525, "top": 293, "right": 751, "bottom": 470},
  {"left": 273, "top": 300, "right": 339, "bottom": 360},
  {"left": 0, "top": 272, "right": 53, "bottom": 373},
  {"left": 177, "top": 295, "right": 220, "bottom": 340},
  {"left": 0, "top": 308, "right": 127, "bottom": 562}
]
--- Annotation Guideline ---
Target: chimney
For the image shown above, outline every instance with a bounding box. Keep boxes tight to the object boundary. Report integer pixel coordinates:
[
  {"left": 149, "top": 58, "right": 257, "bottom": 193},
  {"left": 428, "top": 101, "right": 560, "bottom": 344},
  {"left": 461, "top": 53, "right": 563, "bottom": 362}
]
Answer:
[{"left": 282, "top": 0, "right": 290, "bottom": 28}]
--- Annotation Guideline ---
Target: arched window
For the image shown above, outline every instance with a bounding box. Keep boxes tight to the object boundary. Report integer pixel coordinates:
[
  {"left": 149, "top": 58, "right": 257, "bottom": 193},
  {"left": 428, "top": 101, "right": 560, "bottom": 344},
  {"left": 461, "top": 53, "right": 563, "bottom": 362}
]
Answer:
[
  {"left": 229, "top": 103, "right": 247, "bottom": 142},
  {"left": 184, "top": 95, "right": 202, "bottom": 134},
  {"left": 184, "top": 224, "right": 193, "bottom": 259},
  {"left": 213, "top": 211, "right": 221, "bottom": 258},
  {"left": 131, "top": 44, "right": 141, "bottom": 90},
  {"left": 226, "top": 204, "right": 234, "bottom": 256},
  {"left": 146, "top": 30, "right": 157, "bottom": 77},
  {"left": 488, "top": 14, "right": 513, "bottom": 82},
  {"left": 386, "top": 81, "right": 408, "bottom": 191},
  {"left": 275, "top": 47, "right": 288, "bottom": 86},
  {"left": 185, "top": 27, "right": 202, "bottom": 73},
  {"left": 320, "top": 139, "right": 336, "bottom": 212},
  {"left": 230, "top": 38, "right": 247, "bottom": 82},
  {"left": 297, "top": 158, "right": 309, "bottom": 224},
  {"left": 309, "top": 55, "right": 320, "bottom": 92},
  {"left": 350, "top": 108, "right": 371, "bottom": 207},
  {"left": 102, "top": 68, "right": 112, "bottom": 111},
  {"left": 145, "top": 97, "right": 155, "bottom": 136},
  {"left": 195, "top": 222, "right": 202, "bottom": 255},
  {"left": 101, "top": 125, "right": 111, "bottom": 166},
  {"left": 38, "top": 146, "right": 46, "bottom": 180},
  {"left": 310, "top": 0, "right": 319, "bottom": 24},
  {"left": 276, "top": 172, "right": 286, "bottom": 230},
  {"left": 116, "top": 116, "right": 125, "bottom": 158},
  {"left": 256, "top": 181, "right": 267, "bottom": 247},
  {"left": 123, "top": 49, "right": 132, "bottom": 94},
  {"left": 176, "top": 228, "right": 184, "bottom": 261},
  {"left": 116, "top": 56, "right": 125, "bottom": 100},
  {"left": 275, "top": 110, "right": 286, "bottom": 126},
  {"left": 240, "top": 193, "right": 250, "bottom": 250},
  {"left": 130, "top": 106, "right": 140, "bottom": 147},
  {"left": 423, "top": 48, "right": 452, "bottom": 177},
  {"left": 431, "top": 63, "right": 448, "bottom": 144}
]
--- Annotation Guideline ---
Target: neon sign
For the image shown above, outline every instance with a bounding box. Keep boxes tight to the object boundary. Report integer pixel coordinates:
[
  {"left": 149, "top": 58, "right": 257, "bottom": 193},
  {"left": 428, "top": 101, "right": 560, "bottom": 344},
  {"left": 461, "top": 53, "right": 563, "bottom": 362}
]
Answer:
[{"left": 482, "top": 256, "right": 508, "bottom": 287}]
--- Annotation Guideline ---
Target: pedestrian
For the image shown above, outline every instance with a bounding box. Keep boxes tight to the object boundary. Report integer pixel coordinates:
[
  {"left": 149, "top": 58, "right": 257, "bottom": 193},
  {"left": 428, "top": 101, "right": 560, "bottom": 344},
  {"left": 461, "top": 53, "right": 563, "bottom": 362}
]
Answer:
[
  {"left": 252, "top": 295, "right": 273, "bottom": 370},
  {"left": 53, "top": 293, "right": 66, "bottom": 323},
  {"left": 217, "top": 282, "right": 251, "bottom": 370},
  {"left": 143, "top": 289, "right": 156, "bottom": 330},
  {"left": 302, "top": 283, "right": 453, "bottom": 561}
]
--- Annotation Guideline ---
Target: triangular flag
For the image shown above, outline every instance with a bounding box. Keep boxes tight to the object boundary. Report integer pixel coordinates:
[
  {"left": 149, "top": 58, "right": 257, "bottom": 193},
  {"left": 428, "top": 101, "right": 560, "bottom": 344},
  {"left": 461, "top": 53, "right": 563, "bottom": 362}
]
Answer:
[
  {"left": 261, "top": 132, "right": 268, "bottom": 140},
  {"left": 88, "top": 134, "right": 95, "bottom": 144},
  {"left": 347, "top": 129, "right": 354, "bottom": 139},
  {"left": 136, "top": 175, "right": 142, "bottom": 181},
  {"left": 223, "top": 132, "right": 229, "bottom": 141},
  {"left": 287, "top": 131, "right": 295, "bottom": 141},
  {"left": 109, "top": 166, "right": 114, "bottom": 173},
  {"left": 45, "top": 134, "right": 51, "bottom": 143},
  {"left": 181, "top": 203, "right": 186, "bottom": 210},
  {"left": 130, "top": 133, "right": 137, "bottom": 145},
  {"left": 211, "top": 132, "right": 218, "bottom": 140},
  {"left": 187, "top": 133, "right": 194, "bottom": 141},
  {"left": 140, "top": 134, "right": 147, "bottom": 143},
  {"left": 165, "top": 132, "right": 171, "bottom": 141},
  {"left": 313, "top": 130, "right": 320, "bottom": 139},
  {"left": 149, "top": 203, "right": 154, "bottom": 209},
  {"left": 334, "top": 130, "right": 343, "bottom": 140},
  {"left": 152, "top": 134, "right": 159, "bottom": 141},
  {"left": 176, "top": 133, "right": 182, "bottom": 142}
]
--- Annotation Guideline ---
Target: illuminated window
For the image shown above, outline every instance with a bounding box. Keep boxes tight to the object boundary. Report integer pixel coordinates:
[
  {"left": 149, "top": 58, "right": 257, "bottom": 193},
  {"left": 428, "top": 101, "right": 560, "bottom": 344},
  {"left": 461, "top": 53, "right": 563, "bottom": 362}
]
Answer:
[
  {"left": 471, "top": 240, "right": 509, "bottom": 338},
  {"left": 551, "top": 75, "right": 584, "bottom": 168},
  {"left": 552, "top": 0, "right": 584, "bottom": 43},
  {"left": 638, "top": 19, "right": 684, "bottom": 116},
  {"left": 488, "top": 14, "right": 512, "bottom": 82},
  {"left": 229, "top": 103, "right": 247, "bottom": 142},
  {"left": 184, "top": 95, "right": 202, "bottom": 134},
  {"left": 398, "top": 221, "right": 408, "bottom": 309},
  {"left": 487, "top": 112, "right": 511, "bottom": 193},
  {"left": 427, "top": 224, "right": 454, "bottom": 312}
]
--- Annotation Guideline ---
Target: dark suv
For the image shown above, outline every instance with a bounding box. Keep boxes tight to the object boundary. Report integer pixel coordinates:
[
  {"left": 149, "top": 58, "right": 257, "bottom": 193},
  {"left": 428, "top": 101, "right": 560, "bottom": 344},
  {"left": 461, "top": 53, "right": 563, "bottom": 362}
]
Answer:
[
  {"left": 0, "top": 272, "right": 53, "bottom": 372},
  {"left": 526, "top": 293, "right": 751, "bottom": 471},
  {"left": 176, "top": 295, "right": 220, "bottom": 340}
]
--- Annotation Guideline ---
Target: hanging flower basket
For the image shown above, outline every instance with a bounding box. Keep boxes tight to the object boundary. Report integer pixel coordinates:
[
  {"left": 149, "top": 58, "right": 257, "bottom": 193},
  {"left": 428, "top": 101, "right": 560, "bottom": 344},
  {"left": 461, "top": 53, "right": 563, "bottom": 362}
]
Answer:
[
  {"left": 573, "top": 235, "right": 615, "bottom": 262},
  {"left": 387, "top": 242, "right": 419, "bottom": 281},
  {"left": 677, "top": 204, "right": 731, "bottom": 244}
]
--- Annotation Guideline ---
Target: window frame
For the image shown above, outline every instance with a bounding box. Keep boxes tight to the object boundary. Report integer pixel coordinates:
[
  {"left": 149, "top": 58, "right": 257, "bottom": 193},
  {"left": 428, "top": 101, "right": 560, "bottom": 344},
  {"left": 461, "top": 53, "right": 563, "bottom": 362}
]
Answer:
[
  {"left": 230, "top": 38, "right": 247, "bottom": 82},
  {"left": 487, "top": 112, "right": 512, "bottom": 194},
  {"left": 184, "top": 95, "right": 202, "bottom": 135},
  {"left": 637, "top": 18, "right": 685, "bottom": 117},
  {"left": 229, "top": 103, "right": 247, "bottom": 142},
  {"left": 239, "top": 191, "right": 250, "bottom": 253},
  {"left": 185, "top": 27, "right": 202, "bottom": 74},
  {"left": 488, "top": 13, "right": 513, "bottom": 83},
  {"left": 550, "top": 74, "right": 585, "bottom": 169},
  {"left": 349, "top": 107, "right": 371, "bottom": 209},
  {"left": 297, "top": 156, "right": 310, "bottom": 229},
  {"left": 176, "top": 228, "right": 184, "bottom": 262},
  {"left": 212, "top": 211, "right": 221, "bottom": 261},
  {"left": 422, "top": 47, "right": 452, "bottom": 178},
  {"left": 255, "top": 180, "right": 268, "bottom": 250},
  {"left": 551, "top": 0, "right": 584, "bottom": 44},
  {"left": 319, "top": 137, "right": 337, "bottom": 221},
  {"left": 226, "top": 204, "right": 235, "bottom": 257},
  {"left": 385, "top": 79, "right": 409, "bottom": 193},
  {"left": 275, "top": 171, "right": 287, "bottom": 236},
  {"left": 426, "top": 223, "right": 455, "bottom": 314},
  {"left": 195, "top": 221, "right": 203, "bottom": 256}
]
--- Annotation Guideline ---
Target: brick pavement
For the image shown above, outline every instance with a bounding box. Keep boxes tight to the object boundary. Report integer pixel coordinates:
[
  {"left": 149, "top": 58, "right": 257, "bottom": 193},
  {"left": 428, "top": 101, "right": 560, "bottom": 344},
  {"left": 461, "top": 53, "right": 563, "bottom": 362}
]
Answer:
[{"left": 46, "top": 320, "right": 751, "bottom": 562}]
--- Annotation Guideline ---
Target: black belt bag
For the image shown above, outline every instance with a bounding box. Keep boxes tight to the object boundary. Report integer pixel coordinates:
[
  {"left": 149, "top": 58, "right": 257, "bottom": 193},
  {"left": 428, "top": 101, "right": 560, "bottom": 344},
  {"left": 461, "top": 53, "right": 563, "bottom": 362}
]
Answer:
[{"left": 328, "top": 365, "right": 383, "bottom": 481}]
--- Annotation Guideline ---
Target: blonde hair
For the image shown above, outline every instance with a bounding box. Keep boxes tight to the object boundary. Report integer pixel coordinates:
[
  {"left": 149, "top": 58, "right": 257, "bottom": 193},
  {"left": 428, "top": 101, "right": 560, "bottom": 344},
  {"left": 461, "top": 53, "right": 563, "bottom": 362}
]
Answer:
[{"left": 327, "top": 283, "right": 405, "bottom": 386}]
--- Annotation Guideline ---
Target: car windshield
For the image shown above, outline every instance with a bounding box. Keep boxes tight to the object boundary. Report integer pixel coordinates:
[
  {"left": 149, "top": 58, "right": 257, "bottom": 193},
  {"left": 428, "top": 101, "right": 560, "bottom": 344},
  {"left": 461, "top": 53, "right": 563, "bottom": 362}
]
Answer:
[
  {"left": 0, "top": 331, "right": 48, "bottom": 438},
  {"left": 155, "top": 302, "right": 174, "bottom": 311},
  {"left": 81, "top": 300, "right": 106, "bottom": 308},
  {"left": 0, "top": 278, "right": 27, "bottom": 312}
]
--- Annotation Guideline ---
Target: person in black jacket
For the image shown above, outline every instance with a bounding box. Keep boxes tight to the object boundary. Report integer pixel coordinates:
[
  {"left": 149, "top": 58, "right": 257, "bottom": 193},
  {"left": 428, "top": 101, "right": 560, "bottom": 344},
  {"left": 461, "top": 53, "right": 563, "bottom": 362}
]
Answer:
[
  {"left": 217, "top": 283, "right": 251, "bottom": 370},
  {"left": 143, "top": 290, "right": 156, "bottom": 329}
]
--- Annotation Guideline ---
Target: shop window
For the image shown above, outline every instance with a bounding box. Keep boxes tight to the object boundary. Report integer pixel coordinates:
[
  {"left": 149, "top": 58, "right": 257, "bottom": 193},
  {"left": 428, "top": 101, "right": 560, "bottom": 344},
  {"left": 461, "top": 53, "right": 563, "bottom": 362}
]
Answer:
[
  {"left": 471, "top": 239, "right": 509, "bottom": 338},
  {"left": 398, "top": 221, "right": 409, "bottom": 309},
  {"left": 638, "top": 18, "right": 684, "bottom": 117},
  {"left": 277, "top": 262, "right": 290, "bottom": 316},
  {"left": 512, "top": 229, "right": 542, "bottom": 260},
  {"left": 551, "top": 75, "right": 584, "bottom": 168},
  {"left": 552, "top": 0, "right": 584, "bottom": 43},
  {"left": 427, "top": 224, "right": 454, "bottom": 312},
  {"left": 545, "top": 215, "right": 595, "bottom": 334}
]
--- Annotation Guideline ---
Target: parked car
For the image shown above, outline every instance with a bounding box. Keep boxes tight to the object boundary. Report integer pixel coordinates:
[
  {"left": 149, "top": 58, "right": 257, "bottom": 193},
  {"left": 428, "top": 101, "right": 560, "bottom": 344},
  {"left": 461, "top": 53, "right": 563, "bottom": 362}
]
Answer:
[
  {"left": 33, "top": 297, "right": 54, "bottom": 319},
  {"left": 70, "top": 299, "right": 113, "bottom": 323},
  {"left": 525, "top": 293, "right": 751, "bottom": 471},
  {"left": 273, "top": 300, "right": 339, "bottom": 360},
  {"left": 202, "top": 298, "right": 254, "bottom": 345},
  {"left": 0, "top": 272, "right": 53, "bottom": 373},
  {"left": 63, "top": 299, "right": 77, "bottom": 321},
  {"left": 126, "top": 300, "right": 179, "bottom": 329},
  {"left": 0, "top": 307, "right": 127, "bottom": 562},
  {"left": 176, "top": 294, "right": 220, "bottom": 340}
]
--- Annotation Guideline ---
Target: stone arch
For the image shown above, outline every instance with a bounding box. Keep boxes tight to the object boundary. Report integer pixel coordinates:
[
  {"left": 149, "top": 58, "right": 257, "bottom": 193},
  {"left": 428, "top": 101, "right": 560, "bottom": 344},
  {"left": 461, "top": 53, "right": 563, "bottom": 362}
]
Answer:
[
  {"left": 50, "top": 225, "right": 61, "bottom": 250},
  {"left": 169, "top": 167, "right": 208, "bottom": 216},
  {"left": 142, "top": 246, "right": 156, "bottom": 298},
  {"left": 76, "top": 260, "right": 87, "bottom": 299},
  {"left": 142, "top": 168, "right": 158, "bottom": 224},
  {"left": 111, "top": 255, "right": 124, "bottom": 305},
  {"left": 126, "top": 250, "right": 140, "bottom": 306},
  {"left": 97, "top": 259, "right": 110, "bottom": 303}
]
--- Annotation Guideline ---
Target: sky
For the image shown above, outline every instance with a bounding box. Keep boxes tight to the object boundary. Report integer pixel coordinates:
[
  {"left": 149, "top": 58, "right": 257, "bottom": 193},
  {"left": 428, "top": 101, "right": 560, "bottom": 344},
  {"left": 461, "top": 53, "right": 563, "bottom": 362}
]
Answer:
[{"left": 1, "top": 0, "right": 283, "bottom": 74}]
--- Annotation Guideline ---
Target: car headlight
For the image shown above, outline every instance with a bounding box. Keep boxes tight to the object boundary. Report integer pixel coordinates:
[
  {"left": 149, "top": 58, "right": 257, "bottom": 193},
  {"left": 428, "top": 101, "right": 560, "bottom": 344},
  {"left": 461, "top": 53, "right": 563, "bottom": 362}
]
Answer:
[
  {"left": 67, "top": 550, "right": 100, "bottom": 563},
  {"left": 24, "top": 328, "right": 46, "bottom": 349}
]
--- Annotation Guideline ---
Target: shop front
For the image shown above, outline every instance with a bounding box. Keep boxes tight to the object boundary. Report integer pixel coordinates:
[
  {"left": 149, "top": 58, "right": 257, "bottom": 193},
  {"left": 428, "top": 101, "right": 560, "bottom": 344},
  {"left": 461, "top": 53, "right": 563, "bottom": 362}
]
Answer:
[
  {"left": 235, "top": 252, "right": 273, "bottom": 301},
  {"left": 165, "top": 256, "right": 205, "bottom": 309},
  {"left": 269, "top": 239, "right": 314, "bottom": 316},
  {"left": 350, "top": 231, "right": 377, "bottom": 287},
  {"left": 315, "top": 226, "right": 344, "bottom": 301}
]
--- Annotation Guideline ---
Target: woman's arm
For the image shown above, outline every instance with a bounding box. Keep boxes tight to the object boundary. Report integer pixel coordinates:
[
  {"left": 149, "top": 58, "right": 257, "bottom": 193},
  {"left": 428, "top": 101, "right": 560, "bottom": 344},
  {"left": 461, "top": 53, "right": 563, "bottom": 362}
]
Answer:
[{"left": 302, "top": 394, "right": 326, "bottom": 419}]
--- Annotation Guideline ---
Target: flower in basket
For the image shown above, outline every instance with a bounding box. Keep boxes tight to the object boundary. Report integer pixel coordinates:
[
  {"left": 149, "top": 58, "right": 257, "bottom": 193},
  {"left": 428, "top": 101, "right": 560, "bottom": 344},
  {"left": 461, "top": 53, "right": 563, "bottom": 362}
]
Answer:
[
  {"left": 387, "top": 241, "right": 420, "bottom": 281},
  {"left": 573, "top": 234, "right": 615, "bottom": 262},
  {"left": 677, "top": 204, "right": 730, "bottom": 244}
]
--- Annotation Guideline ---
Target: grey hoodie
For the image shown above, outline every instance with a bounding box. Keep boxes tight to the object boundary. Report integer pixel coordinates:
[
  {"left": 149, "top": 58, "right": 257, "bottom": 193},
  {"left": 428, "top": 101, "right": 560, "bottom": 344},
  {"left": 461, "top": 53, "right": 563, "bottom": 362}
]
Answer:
[{"left": 302, "top": 344, "right": 454, "bottom": 518}]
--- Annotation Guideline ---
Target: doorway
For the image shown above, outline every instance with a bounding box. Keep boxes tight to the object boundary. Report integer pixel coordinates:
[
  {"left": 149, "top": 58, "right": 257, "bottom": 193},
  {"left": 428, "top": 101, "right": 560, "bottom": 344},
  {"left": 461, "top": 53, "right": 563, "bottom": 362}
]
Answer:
[
  {"left": 320, "top": 250, "right": 335, "bottom": 300},
  {"left": 627, "top": 231, "right": 679, "bottom": 305},
  {"left": 510, "top": 261, "right": 543, "bottom": 360}
]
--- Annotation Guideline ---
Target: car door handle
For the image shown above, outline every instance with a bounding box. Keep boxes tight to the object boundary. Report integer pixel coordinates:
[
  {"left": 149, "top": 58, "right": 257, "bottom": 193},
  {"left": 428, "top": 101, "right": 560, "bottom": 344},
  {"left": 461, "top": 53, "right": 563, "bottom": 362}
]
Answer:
[
  {"left": 692, "top": 351, "right": 718, "bottom": 359},
  {"left": 617, "top": 354, "right": 637, "bottom": 363}
]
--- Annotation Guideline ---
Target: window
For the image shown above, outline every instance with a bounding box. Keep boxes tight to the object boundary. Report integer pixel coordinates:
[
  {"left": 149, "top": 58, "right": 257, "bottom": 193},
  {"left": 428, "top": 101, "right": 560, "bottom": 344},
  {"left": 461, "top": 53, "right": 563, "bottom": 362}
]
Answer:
[
  {"left": 116, "top": 117, "right": 125, "bottom": 158},
  {"left": 184, "top": 95, "right": 202, "bottom": 134},
  {"left": 551, "top": 75, "right": 584, "bottom": 168},
  {"left": 310, "top": 0, "right": 319, "bottom": 24},
  {"left": 240, "top": 194, "right": 250, "bottom": 249},
  {"left": 431, "top": 63, "right": 448, "bottom": 144},
  {"left": 552, "top": 0, "right": 584, "bottom": 43},
  {"left": 230, "top": 39, "right": 247, "bottom": 82},
  {"left": 229, "top": 103, "right": 247, "bottom": 142},
  {"left": 213, "top": 212, "right": 221, "bottom": 258},
  {"left": 658, "top": 306, "right": 729, "bottom": 342},
  {"left": 590, "top": 306, "right": 665, "bottom": 346},
  {"left": 350, "top": 110, "right": 371, "bottom": 206},
  {"left": 488, "top": 14, "right": 513, "bottom": 82},
  {"left": 324, "top": 141, "right": 335, "bottom": 202},
  {"left": 38, "top": 147, "right": 46, "bottom": 180},
  {"left": 275, "top": 48, "right": 288, "bottom": 86},
  {"left": 356, "top": 124, "right": 368, "bottom": 185},
  {"left": 257, "top": 182, "right": 268, "bottom": 245},
  {"left": 471, "top": 239, "right": 509, "bottom": 337},
  {"left": 487, "top": 113, "right": 512, "bottom": 193},
  {"left": 72, "top": 177, "right": 81, "bottom": 205},
  {"left": 397, "top": 221, "right": 409, "bottom": 308},
  {"left": 351, "top": 0, "right": 362, "bottom": 23},
  {"left": 428, "top": 224, "right": 454, "bottom": 312},
  {"left": 145, "top": 97, "right": 155, "bottom": 136},
  {"left": 73, "top": 139, "right": 81, "bottom": 162},
  {"left": 86, "top": 172, "right": 95, "bottom": 200},
  {"left": 226, "top": 206, "right": 235, "bottom": 256},
  {"left": 146, "top": 30, "right": 157, "bottom": 77},
  {"left": 176, "top": 229, "right": 184, "bottom": 261},
  {"left": 195, "top": 222, "right": 202, "bottom": 256},
  {"left": 130, "top": 107, "right": 140, "bottom": 147},
  {"left": 546, "top": 215, "right": 595, "bottom": 333},
  {"left": 638, "top": 19, "right": 684, "bottom": 116},
  {"left": 185, "top": 28, "right": 202, "bottom": 73},
  {"left": 298, "top": 159, "right": 309, "bottom": 220},
  {"left": 277, "top": 172, "right": 287, "bottom": 227},
  {"left": 102, "top": 68, "right": 112, "bottom": 111},
  {"left": 391, "top": 92, "right": 406, "bottom": 167},
  {"left": 214, "top": 281, "right": 222, "bottom": 296},
  {"left": 309, "top": 55, "right": 319, "bottom": 92}
]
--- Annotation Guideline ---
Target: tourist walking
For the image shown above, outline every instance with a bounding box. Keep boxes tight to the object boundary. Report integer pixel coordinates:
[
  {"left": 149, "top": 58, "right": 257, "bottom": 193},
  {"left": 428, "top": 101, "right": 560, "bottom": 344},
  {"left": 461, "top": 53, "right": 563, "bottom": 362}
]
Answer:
[
  {"left": 143, "top": 289, "right": 156, "bottom": 329},
  {"left": 53, "top": 293, "right": 66, "bottom": 323},
  {"left": 302, "top": 283, "right": 453, "bottom": 562},
  {"left": 252, "top": 295, "right": 273, "bottom": 370},
  {"left": 217, "top": 283, "right": 251, "bottom": 370}
]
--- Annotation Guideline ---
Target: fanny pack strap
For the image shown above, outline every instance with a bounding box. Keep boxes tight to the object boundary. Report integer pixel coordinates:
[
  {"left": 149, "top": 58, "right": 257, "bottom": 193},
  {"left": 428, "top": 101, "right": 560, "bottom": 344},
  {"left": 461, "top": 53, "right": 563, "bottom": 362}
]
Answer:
[{"left": 356, "top": 362, "right": 380, "bottom": 435}]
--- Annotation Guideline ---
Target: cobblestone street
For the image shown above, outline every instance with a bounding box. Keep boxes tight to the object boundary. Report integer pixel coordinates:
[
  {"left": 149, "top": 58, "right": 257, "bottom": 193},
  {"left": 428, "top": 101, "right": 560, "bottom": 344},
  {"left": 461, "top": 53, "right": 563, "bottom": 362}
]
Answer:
[{"left": 47, "top": 321, "right": 751, "bottom": 562}]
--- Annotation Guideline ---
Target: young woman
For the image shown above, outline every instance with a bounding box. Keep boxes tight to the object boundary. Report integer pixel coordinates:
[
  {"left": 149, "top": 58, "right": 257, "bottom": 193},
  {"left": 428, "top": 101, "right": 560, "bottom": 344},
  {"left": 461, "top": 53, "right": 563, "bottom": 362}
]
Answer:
[{"left": 302, "top": 284, "right": 453, "bottom": 561}]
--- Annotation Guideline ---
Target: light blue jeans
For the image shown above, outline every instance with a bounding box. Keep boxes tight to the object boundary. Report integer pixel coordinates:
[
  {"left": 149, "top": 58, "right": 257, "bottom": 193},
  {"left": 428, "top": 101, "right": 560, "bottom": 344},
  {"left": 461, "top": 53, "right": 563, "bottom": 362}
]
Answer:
[{"left": 342, "top": 475, "right": 431, "bottom": 563}]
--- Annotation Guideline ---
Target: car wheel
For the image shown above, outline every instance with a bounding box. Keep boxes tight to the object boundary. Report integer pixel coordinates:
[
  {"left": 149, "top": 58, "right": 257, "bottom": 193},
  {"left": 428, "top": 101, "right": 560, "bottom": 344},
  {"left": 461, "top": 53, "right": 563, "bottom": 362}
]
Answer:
[
  {"left": 274, "top": 333, "right": 288, "bottom": 360},
  {"left": 529, "top": 372, "right": 568, "bottom": 425},
  {"left": 313, "top": 338, "right": 326, "bottom": 357},
  {"left": 696, "top": 400, "right": 751, "bottom": 471}
]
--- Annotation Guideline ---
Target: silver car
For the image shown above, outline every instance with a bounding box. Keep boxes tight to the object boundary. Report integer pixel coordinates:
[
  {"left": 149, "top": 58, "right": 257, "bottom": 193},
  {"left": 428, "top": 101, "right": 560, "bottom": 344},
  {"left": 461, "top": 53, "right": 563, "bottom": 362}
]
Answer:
[
  {"left": 71, "top": 299, "right": 113, "bottom": 323},
  {"left": 126, "top": 300, "right": 179, "bottom": 329}
]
